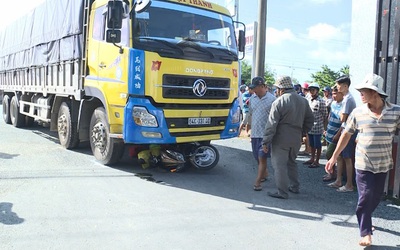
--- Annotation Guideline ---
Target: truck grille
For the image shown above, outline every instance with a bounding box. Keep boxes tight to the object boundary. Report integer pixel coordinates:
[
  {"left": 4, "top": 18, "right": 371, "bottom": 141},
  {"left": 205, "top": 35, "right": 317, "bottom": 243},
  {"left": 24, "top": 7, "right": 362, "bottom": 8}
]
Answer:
[
  {"left": 162, "top": 75, "right": 230, "bottom": 99},
  {"left": 166, "top": 116, "right": 226, "bottom": 137}
]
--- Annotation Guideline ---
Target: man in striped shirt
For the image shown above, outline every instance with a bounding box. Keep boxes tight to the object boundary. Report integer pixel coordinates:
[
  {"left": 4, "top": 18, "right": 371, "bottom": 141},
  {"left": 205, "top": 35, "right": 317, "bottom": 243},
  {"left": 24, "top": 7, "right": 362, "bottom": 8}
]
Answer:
[
  {"left": 325, "top": 73, "right": 400, "bottom": 247},
  {"left": 322, "top": 86, "right": 343, "bottom": 181}
]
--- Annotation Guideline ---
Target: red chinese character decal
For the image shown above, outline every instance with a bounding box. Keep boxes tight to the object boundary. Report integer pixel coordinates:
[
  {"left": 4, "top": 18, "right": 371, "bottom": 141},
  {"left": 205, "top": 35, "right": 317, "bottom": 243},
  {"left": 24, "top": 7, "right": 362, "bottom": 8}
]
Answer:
[
  {"left": 232, "top": 69, "right": 238, "bottom": 77},
  {"left": 152, "top": 61, "right": 162, "bottom": 71}
]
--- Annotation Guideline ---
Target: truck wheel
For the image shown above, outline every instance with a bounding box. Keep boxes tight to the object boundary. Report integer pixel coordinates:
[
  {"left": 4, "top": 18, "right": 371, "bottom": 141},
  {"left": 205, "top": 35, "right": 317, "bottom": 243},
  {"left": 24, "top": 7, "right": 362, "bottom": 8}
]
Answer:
[
  {"left": 25, "top": 116, "right": 35, "bottom": 127},
  {"left": 189, "top": 145, "right": 219, "bottom": 170},
  {"left": 10, "top": 96, "right": 25, "bottom": 127},
  {"left": 57, "top": 102, "right": 80, "bottom": 149},
  {"left": 2, "top": 95, "right": 11, "bottom": 124},
  {"left": 89, "top": 107, "right": 124, "bottom": 165}
]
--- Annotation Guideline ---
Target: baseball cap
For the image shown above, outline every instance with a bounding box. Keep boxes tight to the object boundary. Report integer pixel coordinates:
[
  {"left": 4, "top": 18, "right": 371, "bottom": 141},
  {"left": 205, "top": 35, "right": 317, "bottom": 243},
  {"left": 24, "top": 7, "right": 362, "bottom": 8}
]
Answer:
[
  {"left": 249, "top": 76, "right": 265, "bottom": 89},
  {"left": 323, "top": 86, "right": 331, "bottom": 92}
]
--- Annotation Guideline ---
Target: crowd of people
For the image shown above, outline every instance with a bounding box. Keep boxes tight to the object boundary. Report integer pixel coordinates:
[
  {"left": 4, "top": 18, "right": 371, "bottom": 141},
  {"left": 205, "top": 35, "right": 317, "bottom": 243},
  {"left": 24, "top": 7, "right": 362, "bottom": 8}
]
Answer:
[{"left": 238, "top": 74, "right": 400, "bottom": 247}]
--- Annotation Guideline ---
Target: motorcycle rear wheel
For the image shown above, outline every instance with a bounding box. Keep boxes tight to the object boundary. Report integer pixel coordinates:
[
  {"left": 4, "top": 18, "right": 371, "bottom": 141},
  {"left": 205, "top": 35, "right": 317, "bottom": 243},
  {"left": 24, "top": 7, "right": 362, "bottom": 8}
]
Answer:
[{"left": 189, "top": 145, "right": 219, "bottom": 170}]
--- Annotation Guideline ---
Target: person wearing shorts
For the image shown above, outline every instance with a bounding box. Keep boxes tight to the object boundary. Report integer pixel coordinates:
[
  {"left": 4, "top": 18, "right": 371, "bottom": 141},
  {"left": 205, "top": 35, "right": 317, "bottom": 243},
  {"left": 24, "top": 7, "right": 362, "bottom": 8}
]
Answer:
[
  {"left": 323, "top": 86, "right": 344, "bottom": 181},
  {"left": 327, "top": 75, "right": 357, "bottom": 192},
  {"left": 247, "top": 76, "right": 276, "bottom": 191},
  {"left": 303, "top": 82, "right": 328, "bottom": 168}
]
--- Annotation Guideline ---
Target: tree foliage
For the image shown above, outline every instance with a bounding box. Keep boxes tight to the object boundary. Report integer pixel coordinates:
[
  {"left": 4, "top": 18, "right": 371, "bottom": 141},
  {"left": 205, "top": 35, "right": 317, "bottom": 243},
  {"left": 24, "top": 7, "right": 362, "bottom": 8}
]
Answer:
[
  {"left": 241, "top": 62, "right": 349, "bottom": 91},
  {"left": 240, "top": 61, "right": 252, "bottom": 85},
  {"left": 240, "top": 61, "right": 276, "bottom": 86},
  {"left": 310, "top": 64, "right": 350, "bottom": 90}
]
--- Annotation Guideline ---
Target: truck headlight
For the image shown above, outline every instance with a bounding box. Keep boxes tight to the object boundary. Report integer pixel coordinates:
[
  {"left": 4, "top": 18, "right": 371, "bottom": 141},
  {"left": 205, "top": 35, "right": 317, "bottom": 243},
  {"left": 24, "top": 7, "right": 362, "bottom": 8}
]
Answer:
[
  {"left": 132, "top": 107, "right": 158, "bottom": 127},
  {"left": 231, "top": 106, "right": 241, "bottom": 124}
]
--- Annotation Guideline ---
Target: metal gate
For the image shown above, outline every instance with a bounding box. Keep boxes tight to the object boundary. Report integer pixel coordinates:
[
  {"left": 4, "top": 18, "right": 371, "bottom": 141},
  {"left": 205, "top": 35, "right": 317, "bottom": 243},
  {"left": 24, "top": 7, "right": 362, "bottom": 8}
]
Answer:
[{"left": 374, "top": 0, "right": 400, "bottom": 199}]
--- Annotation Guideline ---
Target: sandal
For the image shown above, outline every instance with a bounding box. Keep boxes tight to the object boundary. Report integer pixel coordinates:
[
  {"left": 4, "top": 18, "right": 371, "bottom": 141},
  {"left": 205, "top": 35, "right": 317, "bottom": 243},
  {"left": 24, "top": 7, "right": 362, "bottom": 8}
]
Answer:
[
  {"left": 302, "top": 160, "right": 314, "bottom": 165},
  {"left": 308, "top": 162, "right": 320, "bottom": 168},
  {"left": 327, "top": 182, "right": 341, "bottom": 188},
  {"left": 260, "top": 177, "right": 268, "bottom": 182},
  {"left": 337, "top": 186, "right": 354, "bottom": 192},
  {"left": 322, "top": 173, "right": 336, "bottom": 182},
  {"left": 253, "top": 185, "right": 262, "bottom": 191}
]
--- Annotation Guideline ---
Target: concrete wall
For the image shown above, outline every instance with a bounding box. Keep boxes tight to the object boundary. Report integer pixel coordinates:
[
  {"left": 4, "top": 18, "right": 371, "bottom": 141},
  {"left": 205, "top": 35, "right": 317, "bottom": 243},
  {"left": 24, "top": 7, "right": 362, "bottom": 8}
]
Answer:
[{"left": 349, "top": 0, "right": 378, "bottom": 104}]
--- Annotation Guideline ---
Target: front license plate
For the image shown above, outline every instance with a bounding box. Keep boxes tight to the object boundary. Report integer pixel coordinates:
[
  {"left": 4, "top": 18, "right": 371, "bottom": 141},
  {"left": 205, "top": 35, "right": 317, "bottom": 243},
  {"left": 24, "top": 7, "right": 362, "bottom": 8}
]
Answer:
[{"left": 188, "top": 117, "right": 211, "bottom": 125}]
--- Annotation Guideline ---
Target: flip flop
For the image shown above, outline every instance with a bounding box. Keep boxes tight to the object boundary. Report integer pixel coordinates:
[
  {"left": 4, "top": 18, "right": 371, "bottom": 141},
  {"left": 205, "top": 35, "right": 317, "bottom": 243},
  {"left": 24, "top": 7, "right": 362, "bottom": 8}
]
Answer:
[
  {"left": 337, "top": 186, "right": 354, "bottom": 192},
  {"left": 253, "top": 185, "right": 262, "bottom": 191},
  {"left": 308, "top": 163, "right": 320, "bottom": 168},
  {"left": 302, "top": 160, "right": 314, "bottom": 165},
  {"left": 322, "top": 174, "right": 336, "bottom": 182},
  {"left": 260, "top": 177, "right": 268, "bottom": 182},
  {"left": 327, "top": 182, "right": 341, "bottom": 188}
]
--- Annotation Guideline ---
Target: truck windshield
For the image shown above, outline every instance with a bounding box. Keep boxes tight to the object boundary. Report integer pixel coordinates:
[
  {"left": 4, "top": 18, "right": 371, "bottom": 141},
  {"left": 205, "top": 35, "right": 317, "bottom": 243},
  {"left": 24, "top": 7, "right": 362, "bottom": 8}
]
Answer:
[{"left": 133, "top": 1, "right": 237, "bottom": 53}]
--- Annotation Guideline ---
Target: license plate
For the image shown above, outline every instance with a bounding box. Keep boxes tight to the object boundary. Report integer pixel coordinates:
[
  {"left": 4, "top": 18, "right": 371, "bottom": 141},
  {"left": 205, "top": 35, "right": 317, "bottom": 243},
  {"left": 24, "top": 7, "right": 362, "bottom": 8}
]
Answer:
[{"left": 188, "top": 117, "right": 211, "bottom": 125}]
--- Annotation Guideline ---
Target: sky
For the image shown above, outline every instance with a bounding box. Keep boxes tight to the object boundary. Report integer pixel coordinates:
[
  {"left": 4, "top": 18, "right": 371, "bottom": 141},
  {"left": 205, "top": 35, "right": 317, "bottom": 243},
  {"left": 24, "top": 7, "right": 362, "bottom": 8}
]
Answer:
[
  {"left": 211, "top": 0, "right": 352, "bottom": 84},
  {"left": 0, "top": 0, "right": 352, "bottom": 84}
]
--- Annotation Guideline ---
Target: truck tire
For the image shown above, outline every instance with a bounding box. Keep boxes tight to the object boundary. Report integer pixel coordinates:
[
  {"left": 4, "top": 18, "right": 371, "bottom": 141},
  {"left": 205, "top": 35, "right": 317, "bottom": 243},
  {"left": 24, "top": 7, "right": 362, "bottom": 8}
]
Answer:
[
  {"left": 189, "top": 144, "right": 219, "bottom": 170},
  {"left": 2, "top": 95, "right": 11, "bottom": 124},
  {"left": 25, "top": 116, "right": 35, "bottom": 127},
  {"left": 89, "top": 107, "right": 124, "bottom": 165},
  {"left": 57, "top": 102, "right": 80, "bottom": 149},
  {"left": 10, "top": 96, "right": 25, "bottom": 127}
]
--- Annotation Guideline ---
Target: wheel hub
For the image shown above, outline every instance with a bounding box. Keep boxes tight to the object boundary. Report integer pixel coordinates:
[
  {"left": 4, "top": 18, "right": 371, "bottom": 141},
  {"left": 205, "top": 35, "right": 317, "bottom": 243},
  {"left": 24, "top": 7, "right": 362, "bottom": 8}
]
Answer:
[
  {"left": 192, "top": 146, "right": 215, "bottom": 167},
  {"left": 91, "top": 122, "right": 107, "bottom": 151},
  {"left": 58, "top": 115, "right": 67, "bottom": 137}
]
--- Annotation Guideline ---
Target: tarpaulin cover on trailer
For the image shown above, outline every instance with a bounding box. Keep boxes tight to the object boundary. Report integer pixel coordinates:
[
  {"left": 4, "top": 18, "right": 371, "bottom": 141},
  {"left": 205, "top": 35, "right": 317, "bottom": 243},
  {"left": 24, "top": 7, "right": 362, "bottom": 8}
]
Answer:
[{"left": 0, "top": 0, "right": 84, "bottom": 71}]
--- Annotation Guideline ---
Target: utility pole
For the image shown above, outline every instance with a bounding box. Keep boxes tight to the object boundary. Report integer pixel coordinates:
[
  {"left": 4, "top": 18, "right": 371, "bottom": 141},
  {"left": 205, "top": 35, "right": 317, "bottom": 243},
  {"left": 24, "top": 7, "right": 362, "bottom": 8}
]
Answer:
[{"left": 254, "top": 0, "right": 267, "bottom": 78}]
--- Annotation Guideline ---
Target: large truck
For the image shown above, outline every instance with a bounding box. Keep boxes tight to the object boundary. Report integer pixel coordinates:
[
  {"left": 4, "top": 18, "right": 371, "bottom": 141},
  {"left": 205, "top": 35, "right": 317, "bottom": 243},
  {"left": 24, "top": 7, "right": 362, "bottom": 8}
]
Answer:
[
  {"left": 0, "top": 0, "right": 245, "bottom": 168},
  {"left": 350, "top": 0, "right": 400, "bottom": 199}
]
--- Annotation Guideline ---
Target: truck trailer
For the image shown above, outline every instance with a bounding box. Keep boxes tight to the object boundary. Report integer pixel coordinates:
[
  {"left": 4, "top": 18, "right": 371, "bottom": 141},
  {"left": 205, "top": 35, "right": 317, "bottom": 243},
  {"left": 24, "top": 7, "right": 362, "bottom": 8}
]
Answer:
[{"left": 0, "top": 0, "right": 245, "bottom": 167}]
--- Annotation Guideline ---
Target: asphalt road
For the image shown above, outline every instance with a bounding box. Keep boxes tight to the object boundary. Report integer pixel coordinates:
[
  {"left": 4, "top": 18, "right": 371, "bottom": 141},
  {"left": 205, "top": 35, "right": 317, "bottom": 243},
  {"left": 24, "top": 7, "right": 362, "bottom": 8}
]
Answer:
[{"left": 0, "top": 108, "right": 399, "bottom": 250}]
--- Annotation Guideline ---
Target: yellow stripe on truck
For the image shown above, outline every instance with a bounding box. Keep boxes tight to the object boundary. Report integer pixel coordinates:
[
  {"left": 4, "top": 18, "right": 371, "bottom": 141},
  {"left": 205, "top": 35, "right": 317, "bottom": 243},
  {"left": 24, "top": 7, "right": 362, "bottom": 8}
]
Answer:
[
  {"left": 176, "top": 134, "right": 220, "bottom": 143},
  {"left": 169, "top": 126, "right": 225, "bottom": 133},
  {"left": 163, "top": 109, "right": 229, "bottom": 118}
]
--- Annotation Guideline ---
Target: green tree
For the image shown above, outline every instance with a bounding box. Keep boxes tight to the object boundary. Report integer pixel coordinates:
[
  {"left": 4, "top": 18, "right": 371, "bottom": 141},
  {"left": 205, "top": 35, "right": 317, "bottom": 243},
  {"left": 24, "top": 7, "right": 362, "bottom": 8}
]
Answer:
[
  {"left": 240, "top": 61, "right": 252, "bottom": 85},
  {"left": 339, "top": 65, "right": 350, "bottom": 76},
  {"left": 310, "top": 65, "right": 339, "bottom": 88},
  {"left": 240, "top": 61, "right": 276, "bottom": 86},
  {"left": 264, "top": 66, "right": 275, "bottom": 86},
  {"left": 310, "top": 64, "right": 350, "bottom": 90}
]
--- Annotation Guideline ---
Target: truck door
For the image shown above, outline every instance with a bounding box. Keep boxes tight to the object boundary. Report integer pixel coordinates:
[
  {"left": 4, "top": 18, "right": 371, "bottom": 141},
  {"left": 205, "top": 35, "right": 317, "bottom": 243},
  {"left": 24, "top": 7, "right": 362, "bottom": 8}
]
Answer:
[
  {"left": 96, "top": 12, "right": 130, "bottom": 107},
  {"left": 86, "top": 5, "right": 105, "bottom": 86}
]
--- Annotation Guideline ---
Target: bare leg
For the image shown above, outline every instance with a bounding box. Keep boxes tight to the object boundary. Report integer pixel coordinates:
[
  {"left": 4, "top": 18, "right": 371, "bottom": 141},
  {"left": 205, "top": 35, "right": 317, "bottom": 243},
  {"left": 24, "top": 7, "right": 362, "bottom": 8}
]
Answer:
[
  {"left": 239, "top": 123, "right": 244, "bottom": 133},
  {"left": 305, "top": 135, "right": 311, "bottom": 153},
  {"left": 314, "top": 147, "right": 321, "bottom": 165},
  {"left": 254, "top": 157, "right": 267, "bottom": 187},
  {"left": 331, "top": 156, "right": 343, "bottom": 186},
  {"left": 307, "top": 146, "right": 316, "bottom": 163},
  {"left": 344, "top": 158, "right": 354, "bottom": 189}
]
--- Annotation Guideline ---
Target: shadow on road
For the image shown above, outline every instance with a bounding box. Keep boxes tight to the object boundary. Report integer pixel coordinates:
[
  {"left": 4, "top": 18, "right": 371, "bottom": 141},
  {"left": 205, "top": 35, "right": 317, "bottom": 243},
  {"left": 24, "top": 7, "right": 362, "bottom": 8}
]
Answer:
[
  {"left": 4, "top": 121, "right": 399, "bottom": 241},
  {"left": 0, "top": 202, "right": 24, "bottom": 225},
  {"left": 111, "top": 144, "right": 400, "bottom": 227},
  {"left": 0, "top": 152, "right": 19, "bottom": 159}
]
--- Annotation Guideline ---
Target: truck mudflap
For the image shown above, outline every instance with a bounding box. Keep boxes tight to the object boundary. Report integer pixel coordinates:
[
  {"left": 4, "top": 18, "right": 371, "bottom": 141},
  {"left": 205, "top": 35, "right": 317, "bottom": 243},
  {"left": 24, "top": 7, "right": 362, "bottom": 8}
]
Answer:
[{"left": 123, "top": 97, "right": 240, "bottom": 144}]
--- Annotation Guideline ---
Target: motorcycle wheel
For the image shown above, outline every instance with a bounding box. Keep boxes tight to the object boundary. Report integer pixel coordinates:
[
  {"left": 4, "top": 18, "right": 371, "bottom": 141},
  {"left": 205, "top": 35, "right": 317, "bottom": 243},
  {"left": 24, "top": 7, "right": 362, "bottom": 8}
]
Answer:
[{"left": 189, "top": 145, "right": 219, "bottom": 170}]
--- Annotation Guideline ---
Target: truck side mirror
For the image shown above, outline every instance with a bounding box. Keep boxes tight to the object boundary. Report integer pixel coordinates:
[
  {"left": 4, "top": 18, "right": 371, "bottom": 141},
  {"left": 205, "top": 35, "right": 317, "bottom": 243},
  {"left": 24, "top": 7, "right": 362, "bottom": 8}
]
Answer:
[
  {"left": 238, "top": 30, "right": 246, "bottom": 52},
  {"left": 106, "top": 30, "right": 122, "bottom": 44},
  {"left": 107, "top": 0, "right": 124, "bottom": 29}
]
